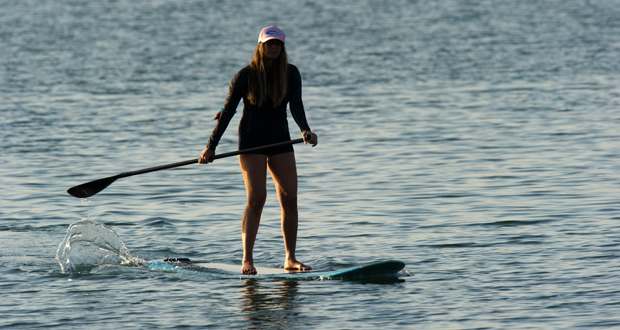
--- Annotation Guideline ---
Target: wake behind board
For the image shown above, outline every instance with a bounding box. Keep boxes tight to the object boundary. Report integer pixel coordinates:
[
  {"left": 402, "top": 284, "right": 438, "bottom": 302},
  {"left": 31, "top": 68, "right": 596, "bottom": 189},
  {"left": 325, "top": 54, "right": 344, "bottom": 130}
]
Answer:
[{"left": 148, "top": 258, "right": 406, "bottom": 280}]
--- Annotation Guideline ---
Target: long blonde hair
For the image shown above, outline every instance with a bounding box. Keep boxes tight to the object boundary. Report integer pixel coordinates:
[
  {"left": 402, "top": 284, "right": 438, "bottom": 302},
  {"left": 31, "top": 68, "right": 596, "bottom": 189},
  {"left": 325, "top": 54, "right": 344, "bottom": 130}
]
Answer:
[{"left": 247, "top": 43, "right": 288, "bottom": 107}]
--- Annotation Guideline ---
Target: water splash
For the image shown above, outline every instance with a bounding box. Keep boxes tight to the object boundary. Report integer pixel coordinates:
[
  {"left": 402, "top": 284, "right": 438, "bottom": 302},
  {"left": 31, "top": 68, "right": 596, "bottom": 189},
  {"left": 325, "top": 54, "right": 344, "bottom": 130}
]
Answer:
[
  {"left": 56, "top": 219, "right": 147, "bottom": 273},
  {"left": 399, "top": 269, "right": 414, "bottom": 277}
]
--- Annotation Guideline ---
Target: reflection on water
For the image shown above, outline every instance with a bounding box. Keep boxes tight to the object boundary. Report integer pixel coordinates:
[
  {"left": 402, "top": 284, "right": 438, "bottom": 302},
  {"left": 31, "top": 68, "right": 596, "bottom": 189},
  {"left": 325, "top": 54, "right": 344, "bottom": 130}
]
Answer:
[{"left": 241, "top": 279, "right": 302, "bottom": 329}]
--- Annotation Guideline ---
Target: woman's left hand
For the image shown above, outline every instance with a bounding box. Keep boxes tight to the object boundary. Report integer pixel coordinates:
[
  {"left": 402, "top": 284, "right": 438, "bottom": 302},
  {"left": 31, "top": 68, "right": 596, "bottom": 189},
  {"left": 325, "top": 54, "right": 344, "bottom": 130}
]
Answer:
[{"left": 302, "top": 131, "right": 318, "bottom": 147}]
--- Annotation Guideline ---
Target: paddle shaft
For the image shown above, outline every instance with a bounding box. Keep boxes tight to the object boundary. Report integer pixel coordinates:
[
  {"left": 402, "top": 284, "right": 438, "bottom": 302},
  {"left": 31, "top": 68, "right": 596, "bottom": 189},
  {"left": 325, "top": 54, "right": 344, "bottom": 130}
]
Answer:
[
  {"left": 116, "top": 138, "right": 304, "bottom": 179},
  {"left": 67, "top": 138, "right": 305, "bottom": 198}
]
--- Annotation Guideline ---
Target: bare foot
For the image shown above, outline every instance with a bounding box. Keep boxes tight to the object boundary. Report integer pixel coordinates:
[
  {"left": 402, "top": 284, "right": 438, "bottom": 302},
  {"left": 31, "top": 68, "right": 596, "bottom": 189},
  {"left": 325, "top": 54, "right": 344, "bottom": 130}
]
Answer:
[
  {"left": 284, "top": 259, "right": 312, "bottom": 271},
  {"left": 241, "top": 261, "right": 257, "bottom": 275}
]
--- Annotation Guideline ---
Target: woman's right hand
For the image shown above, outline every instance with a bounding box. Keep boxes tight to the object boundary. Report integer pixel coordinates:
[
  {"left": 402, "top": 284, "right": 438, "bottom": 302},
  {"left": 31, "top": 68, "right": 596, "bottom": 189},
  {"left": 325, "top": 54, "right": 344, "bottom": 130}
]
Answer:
[{"left": 199, "top": 147, "right": 215, "bottom": 164}]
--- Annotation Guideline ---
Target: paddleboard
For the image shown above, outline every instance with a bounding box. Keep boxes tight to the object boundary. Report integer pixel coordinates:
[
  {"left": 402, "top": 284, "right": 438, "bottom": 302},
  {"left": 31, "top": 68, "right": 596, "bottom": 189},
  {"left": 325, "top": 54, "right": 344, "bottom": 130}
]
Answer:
[{"left": 148, "top": 258, "right": 406, "bottom": 280}]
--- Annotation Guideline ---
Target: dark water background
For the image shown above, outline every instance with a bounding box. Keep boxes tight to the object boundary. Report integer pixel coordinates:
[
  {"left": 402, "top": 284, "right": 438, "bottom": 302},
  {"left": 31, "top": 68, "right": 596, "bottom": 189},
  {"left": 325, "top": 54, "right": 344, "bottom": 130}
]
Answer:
[{"left": 2, "top": 0, "right": 619, "bottom": 328}]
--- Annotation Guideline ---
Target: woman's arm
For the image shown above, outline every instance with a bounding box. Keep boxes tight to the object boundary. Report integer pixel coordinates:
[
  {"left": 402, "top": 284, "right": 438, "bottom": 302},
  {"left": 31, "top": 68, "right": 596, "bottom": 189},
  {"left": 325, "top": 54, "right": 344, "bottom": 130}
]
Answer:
[
  {"left": 288, "top": 65, "right": 311, "bottom": 133},
  {"left": 204, "top": 68, "right": 249, "bottom": 151}
]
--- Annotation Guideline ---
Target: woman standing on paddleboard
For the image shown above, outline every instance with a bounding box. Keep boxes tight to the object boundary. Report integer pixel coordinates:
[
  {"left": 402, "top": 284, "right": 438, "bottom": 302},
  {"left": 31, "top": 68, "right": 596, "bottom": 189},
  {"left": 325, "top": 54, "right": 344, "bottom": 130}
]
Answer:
[{"left": 198, "top": 26, "right": 318, "bottom": 275}]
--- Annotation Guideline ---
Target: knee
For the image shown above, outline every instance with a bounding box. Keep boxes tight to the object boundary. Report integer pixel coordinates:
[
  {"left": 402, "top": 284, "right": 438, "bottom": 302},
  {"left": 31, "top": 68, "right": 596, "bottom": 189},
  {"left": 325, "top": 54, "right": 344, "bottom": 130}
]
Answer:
[
  {"left": 279, "top": 192, "right": 298, "bottom": 212},
  {"left": 247, "top": 191, "right": 267, "bottom": 210}
]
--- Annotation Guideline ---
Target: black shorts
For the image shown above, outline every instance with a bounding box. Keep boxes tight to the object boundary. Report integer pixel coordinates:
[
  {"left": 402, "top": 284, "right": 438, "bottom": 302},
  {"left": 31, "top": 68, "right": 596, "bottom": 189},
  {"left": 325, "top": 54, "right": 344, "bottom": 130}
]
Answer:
[{"left": 238, "top": 131, "right": 294, "bottom": 156}]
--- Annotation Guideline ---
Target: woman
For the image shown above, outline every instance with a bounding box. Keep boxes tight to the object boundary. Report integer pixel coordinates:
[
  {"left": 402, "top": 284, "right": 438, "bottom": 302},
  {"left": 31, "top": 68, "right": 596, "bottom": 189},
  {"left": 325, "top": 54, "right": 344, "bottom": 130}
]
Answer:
[{"left": 198, "top": 26, "right": 318, "bottom": 275}]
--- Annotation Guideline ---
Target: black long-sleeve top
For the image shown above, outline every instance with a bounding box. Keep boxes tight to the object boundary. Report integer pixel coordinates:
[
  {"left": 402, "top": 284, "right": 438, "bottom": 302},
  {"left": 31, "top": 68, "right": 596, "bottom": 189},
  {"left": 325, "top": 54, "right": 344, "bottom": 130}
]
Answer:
[{"left": 206, "top": 64, "right": 311, "bottom": 151}]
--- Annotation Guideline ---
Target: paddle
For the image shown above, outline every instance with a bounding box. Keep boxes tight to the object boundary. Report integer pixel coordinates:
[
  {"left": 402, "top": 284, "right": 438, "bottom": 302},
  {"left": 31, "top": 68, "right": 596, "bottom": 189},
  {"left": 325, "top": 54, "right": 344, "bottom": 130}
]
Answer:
[{"left": 67, "top": 138, "right": 305, "bottom": 198}]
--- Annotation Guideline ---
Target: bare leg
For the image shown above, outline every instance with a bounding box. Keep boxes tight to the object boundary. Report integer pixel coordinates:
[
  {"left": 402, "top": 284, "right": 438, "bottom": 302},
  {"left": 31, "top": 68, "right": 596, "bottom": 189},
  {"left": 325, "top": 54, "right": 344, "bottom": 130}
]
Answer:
[
  {"left": 268, "top": 152, "right": 312, "bottom": 271},
  {"left": 239, "top": 154, "right": 268, "bottom": 275}
]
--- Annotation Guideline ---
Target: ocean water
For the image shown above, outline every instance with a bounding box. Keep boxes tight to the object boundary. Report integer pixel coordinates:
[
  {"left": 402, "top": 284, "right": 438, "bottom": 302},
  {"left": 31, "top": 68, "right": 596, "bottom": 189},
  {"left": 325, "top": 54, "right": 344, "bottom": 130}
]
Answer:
[{"left": 2, "top": 0, "right": 619, "bottom": 328}]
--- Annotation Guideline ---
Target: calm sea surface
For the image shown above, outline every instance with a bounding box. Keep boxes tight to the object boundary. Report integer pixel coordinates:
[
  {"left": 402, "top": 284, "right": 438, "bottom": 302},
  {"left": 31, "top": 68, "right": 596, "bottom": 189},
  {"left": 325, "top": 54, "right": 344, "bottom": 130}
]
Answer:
[{"left": 2, "top": 0, "right": 619, "bottom": 329}]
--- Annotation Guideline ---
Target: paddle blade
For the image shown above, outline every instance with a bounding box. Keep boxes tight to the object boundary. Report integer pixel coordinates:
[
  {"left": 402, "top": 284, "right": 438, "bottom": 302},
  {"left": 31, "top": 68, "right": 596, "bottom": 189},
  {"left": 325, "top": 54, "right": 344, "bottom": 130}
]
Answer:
[{"left": 67, "top": 176, "right": 119, "bottom": 198}]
